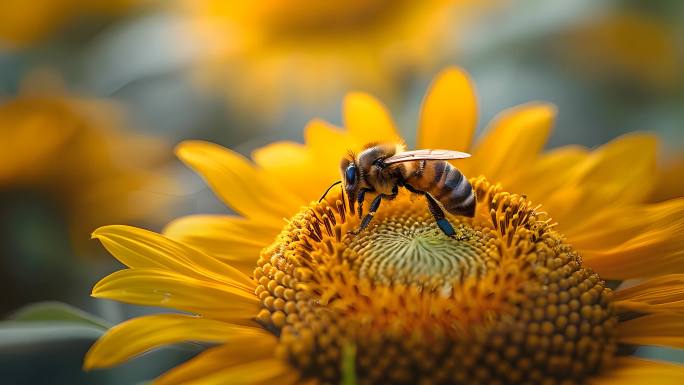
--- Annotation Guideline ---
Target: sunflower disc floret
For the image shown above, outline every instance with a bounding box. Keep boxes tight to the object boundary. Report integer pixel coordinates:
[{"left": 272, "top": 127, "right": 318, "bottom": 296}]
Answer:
[{"left": 254, "top": 177, "right": 617, "bottom": 385}]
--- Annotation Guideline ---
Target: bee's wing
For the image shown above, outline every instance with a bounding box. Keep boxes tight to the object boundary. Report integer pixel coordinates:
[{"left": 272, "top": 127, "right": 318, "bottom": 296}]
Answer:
[{"left": 383, "top": 149, "right": 471, "bottom": 164}]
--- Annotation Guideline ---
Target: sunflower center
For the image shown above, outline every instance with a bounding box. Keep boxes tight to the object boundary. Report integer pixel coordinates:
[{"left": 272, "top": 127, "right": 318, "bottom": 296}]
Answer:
[
  {"left": 254, "top": 177, "right": 617, "bottom": 385},
  {"left": 347, "top": 211, "right": 497, "bottom": 288}
]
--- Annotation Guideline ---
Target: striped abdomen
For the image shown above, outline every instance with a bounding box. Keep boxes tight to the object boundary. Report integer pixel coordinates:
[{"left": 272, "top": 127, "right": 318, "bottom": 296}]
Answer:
[{"left": 401, "top": 160, "right": 476, "bottom": 217}]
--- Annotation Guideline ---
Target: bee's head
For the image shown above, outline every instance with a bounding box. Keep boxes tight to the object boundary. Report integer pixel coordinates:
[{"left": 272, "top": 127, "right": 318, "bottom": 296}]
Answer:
[{"left": 340, "top": 156, "right": 360, "bottom": 212}]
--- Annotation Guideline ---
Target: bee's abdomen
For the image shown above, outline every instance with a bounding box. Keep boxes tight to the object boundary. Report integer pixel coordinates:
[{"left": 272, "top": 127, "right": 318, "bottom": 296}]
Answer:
[{"left": 406, "top": 161, "right": 475, "bottom": 217}]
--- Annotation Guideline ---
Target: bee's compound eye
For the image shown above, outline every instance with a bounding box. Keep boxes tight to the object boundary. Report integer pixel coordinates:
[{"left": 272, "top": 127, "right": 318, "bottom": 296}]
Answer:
[{"left": 345, "top": 166, "right": 357, "bottom": 185}]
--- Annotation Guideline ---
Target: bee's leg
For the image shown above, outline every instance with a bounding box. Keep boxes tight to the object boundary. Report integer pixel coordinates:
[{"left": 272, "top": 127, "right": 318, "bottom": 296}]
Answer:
[
  {"left": 356, "top": 188, "right": 370, "bottom": 219},
  {"left": 424, "top": 193, "right": 458, "bottom": 239},
  {"left": 404, "top": 183, "right": 456, "bottom": 237},
  {"left": 351, "top": 194, "right": 383, "bottom": 235},
  {"left": 349, "top": 186, "right": 396, "bottom": 237}
]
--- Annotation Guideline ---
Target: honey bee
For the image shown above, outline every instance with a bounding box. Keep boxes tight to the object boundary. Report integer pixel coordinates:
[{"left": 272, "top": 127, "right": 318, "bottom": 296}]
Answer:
[{"left": 319, "top": 143, "right": 475, "bottom": 237}]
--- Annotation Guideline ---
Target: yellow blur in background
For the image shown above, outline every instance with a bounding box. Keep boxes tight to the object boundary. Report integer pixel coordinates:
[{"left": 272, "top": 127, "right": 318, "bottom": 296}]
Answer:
[
  {"left": 555, "top": 11, "right": 681, "bottom": 91},
  {"left": 0, "top": 71, "right": 173, "bottom": 317},
  {"left": 177, "top": 0, "right": 490, "bottom": 113},
  {"left": 1, "top": 72, "right": 169, "bottom": 248}
]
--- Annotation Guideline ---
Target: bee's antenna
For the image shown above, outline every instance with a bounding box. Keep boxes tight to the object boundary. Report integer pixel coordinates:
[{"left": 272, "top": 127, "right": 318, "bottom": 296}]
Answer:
[{"left": 319, "top": 180, "right": 342, "bottom": 202}]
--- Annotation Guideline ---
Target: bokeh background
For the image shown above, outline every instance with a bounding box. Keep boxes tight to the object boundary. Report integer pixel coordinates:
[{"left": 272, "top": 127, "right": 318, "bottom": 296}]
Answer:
[{"left": 0, "top": 0, "right": 682, "bottom": 384}]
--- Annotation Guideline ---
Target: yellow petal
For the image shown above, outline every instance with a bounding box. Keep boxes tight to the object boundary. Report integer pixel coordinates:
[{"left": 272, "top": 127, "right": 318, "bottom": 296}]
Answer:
[
  {"left": 252, "top": 140, "right": 337, "bottom": 202},
  {"left": 588, "top": 356, "right": 684, "bottom": 385},
  {"left": 577, "top": 204, "right": 684, "bottom": 279},
  {"left": 614, "top": 274, "right": 684, "bottom": 314},
  {"left": 93, "top": 225, "right": 255, "bottom": 291},
  {"left": 502, "top": 145, "right": 589, "bottom": 226},
  {"left": 567, "top": 198, "right": 684, "bottom": 278},
  {"left": 84, "top": 314, "right": 265, "bottom": 369},
  {"left": 617, "top": 313, "right": 684, "bottom": 348},
  {"left": 470, "top": 103, "right": 556, "bottom": 183},
  {"left": 304, "top": 119, "right": 353, "bottom": 156},
  {"left": 176, "top": 140, "right": 303, "bottom": 222},
  {"left": 92, "top": 268, "right": 259, "bottom": 323},
  {"left": 582, "top": 230, "right": 684, "bottom": 280},
  {"left": 183, "top": 359, "right": 299, "bottom": 385},
  {"left": 163, "top": 215, "right": 277, "bottom": 275},
  {"left": 568, "top": 198, "right": 684, "bottom": 249},
  {"left": 559, "top": 133, "right": 659, "bottom": 231},
  {"left": 343, "top": 92, "right": 401, "bottom": 146},
  {"left": 303, "top": 118, "right": 357, "bottom": 176},
  {"left": 154, "top": 334, "right": 297, "bottom": 385},
  {"left": 504, "top": 145, "right": 588, "bottom": 201},
  {"left": 417, "top": 67, "right": 477, "bottom": 152}
]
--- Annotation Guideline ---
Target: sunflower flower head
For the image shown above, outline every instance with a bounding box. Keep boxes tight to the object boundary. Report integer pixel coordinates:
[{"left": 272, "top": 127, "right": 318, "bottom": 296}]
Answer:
[
  {"left": 176, "top": 0, "right": 492, "bottom": 114},
  {"left": 255, "top": 177, "right": 617, "bottom": 384},
  {"left": 0, "top": 73, "right": 171, "bottom": 253},
  {"left": 85, "top": 68, "right": 684, "bottom": 385},
  {"left": 556, "top": 11, "right": 681, "bottom": 91}
]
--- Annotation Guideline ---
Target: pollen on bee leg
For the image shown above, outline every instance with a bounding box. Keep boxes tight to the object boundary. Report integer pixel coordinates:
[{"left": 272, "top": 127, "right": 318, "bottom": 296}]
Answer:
[{"left": 254, "top": 180, "right": 617, "bottom": 385}]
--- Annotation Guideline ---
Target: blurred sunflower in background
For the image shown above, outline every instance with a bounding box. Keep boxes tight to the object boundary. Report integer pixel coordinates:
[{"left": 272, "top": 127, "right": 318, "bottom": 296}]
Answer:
[
  {"left": 175, "top": 0, "right": 495, "bottom": 117},
  {"left": 85, "top": 68, "right": 684, "bottom": 384},
  {"left": 555, "top": 10, "right": 681, "bottom": 92},
  {"left": 0, "top": 73, "right": 171, "bottom": 315}
]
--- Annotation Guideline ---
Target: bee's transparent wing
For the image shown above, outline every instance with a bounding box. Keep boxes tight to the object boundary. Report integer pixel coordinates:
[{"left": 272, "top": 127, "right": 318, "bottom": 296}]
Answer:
[{"left": 383, "top": 149, "right": 471, "bottom": 164}]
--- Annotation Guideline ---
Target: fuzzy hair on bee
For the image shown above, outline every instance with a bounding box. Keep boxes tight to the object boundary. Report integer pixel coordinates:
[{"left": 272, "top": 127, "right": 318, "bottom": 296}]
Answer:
[{"left": 322, "top": 142, "right": 475, "bottom": 238}]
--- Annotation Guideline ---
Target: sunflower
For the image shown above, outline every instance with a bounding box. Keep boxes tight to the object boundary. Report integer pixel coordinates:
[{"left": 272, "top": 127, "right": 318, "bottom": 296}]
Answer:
[
  {"left": 85, "top": 68, "right": 684, "bottom": 384},
  {"left": 554, "top": 11, "right": 681, "bottom": 91},
  {"left": 175, "top": 0, "right": 492, "bottom": 115},
  {"left": 0, "top": 77, "right": 170, "bottom": 253}
]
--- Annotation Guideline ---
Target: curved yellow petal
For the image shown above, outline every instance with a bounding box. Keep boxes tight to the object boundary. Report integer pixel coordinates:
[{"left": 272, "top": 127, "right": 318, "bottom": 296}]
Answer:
[
  {"left": 343, "top": 92, "right": 401, "bottom": 146},
  {"left": 301, "top": 113, "right": 408, "bottom": 196},
  {"left": 504, "top": 145, "right": 588, "bottom": 200},
  {"left": 84, "top": 314, "right": 265, "bottom": 370},
  {"left": 417, "top": 67, "right": 477, "bottom": 152},
  {"left": 163, "top": 215, "right": 278, "bottom": 275},
  {"left": 588, "top": 357, "right": 684, "bottom": 385},
  {"left": 176, "top": 140, "right": 303, "bottom": 222},
  {"left": 617, "top": 313, "right": 684, "bottom": 349},
  {"left": 569, "top": 198, "right": 684, "bottom": 280},
  {"left": 252, "top": 140, "right": 337, "bottom": 202},
  {"left": 303, "top": 118, "right": 357, "bottom": 177},
  {"left": 614, "top": 274, "right": 684, "bottom": 314},
  {"left": 304, "top": 119, "right": 353, "bottom": 155},
  {"left": 252, "top": 141, "right": 309, "bottom": 167},
  {"left": 470, "top": 103, "right": 556, "bottom": 183},
  {"left": 568, "top": 198, "right": 684, "bottom": 249},
  {"left": 154, "top": 334, "right": 297, "bottom": 385},
  {"left": 579, "top": 219, "right": 684, "bottom": 280},
  {"left": 184, "top": 359, "right": 299, "bottom": 385},
  {"left": 93, "top": 225, "right": 255, "bottom": 291},
  {"left": 559, "top": 133, "right": 658, "bottom": 230},
  {"left": 92, "top": 268, "right": 259, "bottom": 323}
]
